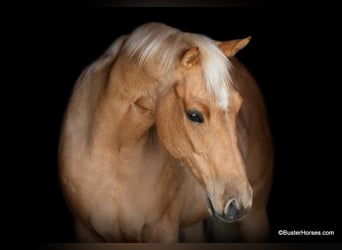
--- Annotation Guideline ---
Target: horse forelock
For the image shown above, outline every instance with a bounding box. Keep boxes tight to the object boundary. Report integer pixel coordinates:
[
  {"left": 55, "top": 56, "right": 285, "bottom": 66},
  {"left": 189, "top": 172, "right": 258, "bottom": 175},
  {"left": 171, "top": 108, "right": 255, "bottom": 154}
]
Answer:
[
  {"left": 123, "top": 22, "right": 232, "bottom": 110},
  {"left": 192, "top": 35, "right": 231, "bottom": 110}
]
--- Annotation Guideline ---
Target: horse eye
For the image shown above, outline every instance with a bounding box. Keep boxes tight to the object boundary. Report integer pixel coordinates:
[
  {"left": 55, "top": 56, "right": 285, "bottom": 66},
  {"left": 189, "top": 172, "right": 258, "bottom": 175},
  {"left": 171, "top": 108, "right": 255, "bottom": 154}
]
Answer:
[{"left": 186, "top": 110, "right": 204, "bottom": 123}]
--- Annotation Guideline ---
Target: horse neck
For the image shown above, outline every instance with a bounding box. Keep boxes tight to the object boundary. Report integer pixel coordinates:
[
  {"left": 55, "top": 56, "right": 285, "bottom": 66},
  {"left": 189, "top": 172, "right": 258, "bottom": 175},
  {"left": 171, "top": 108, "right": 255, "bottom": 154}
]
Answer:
[{"left": 88, "top": 55, "right": 166, "bottom": 162}]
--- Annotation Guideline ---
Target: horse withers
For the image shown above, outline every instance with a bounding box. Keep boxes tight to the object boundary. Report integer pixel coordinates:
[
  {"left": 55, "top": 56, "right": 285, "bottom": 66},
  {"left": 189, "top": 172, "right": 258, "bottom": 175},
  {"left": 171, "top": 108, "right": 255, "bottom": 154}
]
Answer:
[{"left": 58, "top": 22, "right": 273, "bottom": 242}]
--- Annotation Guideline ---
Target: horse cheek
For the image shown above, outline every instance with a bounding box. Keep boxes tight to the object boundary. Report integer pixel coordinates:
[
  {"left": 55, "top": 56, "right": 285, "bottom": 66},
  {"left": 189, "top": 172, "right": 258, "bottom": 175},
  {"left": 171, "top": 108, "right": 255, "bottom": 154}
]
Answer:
[{"left": 156, "top": 92, "right": 185, "bottom": 159}]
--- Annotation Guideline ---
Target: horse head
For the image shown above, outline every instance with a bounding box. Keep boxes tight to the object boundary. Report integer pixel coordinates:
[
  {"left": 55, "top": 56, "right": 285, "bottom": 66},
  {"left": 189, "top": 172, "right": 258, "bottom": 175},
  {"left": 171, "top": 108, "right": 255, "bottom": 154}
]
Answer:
[{"left": 154, "top": 32, "right": 253, "bottom": 222}]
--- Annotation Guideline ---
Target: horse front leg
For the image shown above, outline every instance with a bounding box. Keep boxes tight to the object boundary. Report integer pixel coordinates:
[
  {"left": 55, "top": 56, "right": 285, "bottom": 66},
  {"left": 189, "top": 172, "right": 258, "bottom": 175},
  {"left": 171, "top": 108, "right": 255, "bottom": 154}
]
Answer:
[
  {"left": 140, "top": 208, "right": 181, "bottom": 243},
  {"left": 74, "top": 220, "right": 106, "bottom": 242},
  {"left": 141, "top": 220, "right": 179, "bottom": 243}
]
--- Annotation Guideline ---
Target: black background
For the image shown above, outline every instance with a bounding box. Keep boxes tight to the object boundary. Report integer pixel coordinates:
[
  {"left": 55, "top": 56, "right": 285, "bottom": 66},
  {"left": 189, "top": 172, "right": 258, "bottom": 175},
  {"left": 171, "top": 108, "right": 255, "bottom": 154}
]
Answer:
[{"left": 8, "top": 6, "right": 341, "bottom": 244}]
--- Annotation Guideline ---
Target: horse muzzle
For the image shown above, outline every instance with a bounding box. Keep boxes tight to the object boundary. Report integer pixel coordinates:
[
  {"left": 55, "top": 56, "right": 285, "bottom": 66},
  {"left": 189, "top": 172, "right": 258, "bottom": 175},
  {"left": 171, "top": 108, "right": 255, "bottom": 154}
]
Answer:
[{"left": 207, "top": 195, "right": 252, "bottom": 223}]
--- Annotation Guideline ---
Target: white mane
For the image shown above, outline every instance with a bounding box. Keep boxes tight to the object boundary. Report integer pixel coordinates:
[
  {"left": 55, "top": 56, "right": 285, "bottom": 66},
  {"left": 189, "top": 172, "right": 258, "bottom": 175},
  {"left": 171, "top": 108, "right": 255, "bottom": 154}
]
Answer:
[{"left": 122, "top": 22, "right": 232, "bottom": 109}]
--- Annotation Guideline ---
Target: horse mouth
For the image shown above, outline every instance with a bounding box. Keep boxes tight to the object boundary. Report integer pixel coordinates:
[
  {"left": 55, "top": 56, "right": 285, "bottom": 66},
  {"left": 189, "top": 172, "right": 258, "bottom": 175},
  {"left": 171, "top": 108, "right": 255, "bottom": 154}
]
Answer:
[{"left": 207, "top": 195, "right": 247, "bottom": 223}]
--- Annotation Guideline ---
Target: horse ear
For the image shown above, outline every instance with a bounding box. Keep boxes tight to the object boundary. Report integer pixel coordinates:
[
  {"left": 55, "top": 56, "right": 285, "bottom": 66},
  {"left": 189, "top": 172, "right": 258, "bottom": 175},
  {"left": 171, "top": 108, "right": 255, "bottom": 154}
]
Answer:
[
  {"left": 218, "top": 36, "right": 251, "bottom": 57},
  {"left": 181, "top": 47, "right": 200, "bottom": 68}
]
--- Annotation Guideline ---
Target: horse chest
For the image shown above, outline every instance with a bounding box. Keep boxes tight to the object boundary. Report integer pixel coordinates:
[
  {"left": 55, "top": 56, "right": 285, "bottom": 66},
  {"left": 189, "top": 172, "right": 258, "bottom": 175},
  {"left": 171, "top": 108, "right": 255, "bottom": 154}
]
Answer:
[
  {"left": 90, "top": 183, "right": 180, "bottom": 241},
  {"left": 86, "top": 163, "right": 180, "bottom": 237}
]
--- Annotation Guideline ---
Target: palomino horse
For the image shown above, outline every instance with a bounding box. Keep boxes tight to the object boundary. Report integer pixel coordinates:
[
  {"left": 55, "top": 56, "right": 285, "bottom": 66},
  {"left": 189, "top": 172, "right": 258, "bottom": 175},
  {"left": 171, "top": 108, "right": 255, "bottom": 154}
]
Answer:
[{"left": 58, "top": 22, "right": 273, "bottom": 242}]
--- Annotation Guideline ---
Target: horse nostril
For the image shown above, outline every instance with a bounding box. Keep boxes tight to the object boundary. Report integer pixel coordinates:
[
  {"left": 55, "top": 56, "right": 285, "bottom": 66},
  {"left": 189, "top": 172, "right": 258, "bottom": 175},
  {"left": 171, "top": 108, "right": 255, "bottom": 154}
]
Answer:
[{"left": 226, "top": 199, "right": 238, "bottom": 219}]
